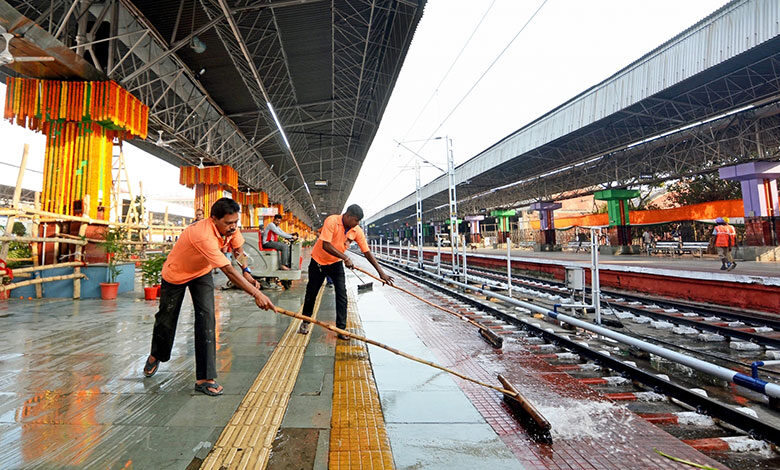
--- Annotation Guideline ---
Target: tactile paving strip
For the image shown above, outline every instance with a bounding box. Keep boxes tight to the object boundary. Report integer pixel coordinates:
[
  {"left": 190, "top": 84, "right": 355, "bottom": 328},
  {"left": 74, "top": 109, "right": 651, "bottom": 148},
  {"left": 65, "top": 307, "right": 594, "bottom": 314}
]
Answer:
[
  {"left": 329, "top": 294, "right": 394, "bottom": 469},
  {"left": 200, "top": 289, "right": 324, "bottom": 470}
]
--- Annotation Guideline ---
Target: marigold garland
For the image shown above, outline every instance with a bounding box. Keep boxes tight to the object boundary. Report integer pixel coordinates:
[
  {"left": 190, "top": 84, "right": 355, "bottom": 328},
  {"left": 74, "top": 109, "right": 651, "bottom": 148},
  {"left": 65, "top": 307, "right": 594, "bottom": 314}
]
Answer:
[
  {"left": 4, "top": 78, "right": 149, "bottom": 219},
  {"left": 179, "top": 165, "right": 239, "bottom": 191}
]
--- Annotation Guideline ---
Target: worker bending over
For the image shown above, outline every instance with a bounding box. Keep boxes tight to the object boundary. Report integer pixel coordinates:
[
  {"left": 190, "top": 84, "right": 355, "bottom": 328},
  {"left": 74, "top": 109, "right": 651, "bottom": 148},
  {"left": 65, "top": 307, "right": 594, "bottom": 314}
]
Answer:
[
  {"left": 298, "top": 204, "right": 393, "bottom": 338},
  {"left": 143, "top": 198, "right": 275, "bottom": 396}
]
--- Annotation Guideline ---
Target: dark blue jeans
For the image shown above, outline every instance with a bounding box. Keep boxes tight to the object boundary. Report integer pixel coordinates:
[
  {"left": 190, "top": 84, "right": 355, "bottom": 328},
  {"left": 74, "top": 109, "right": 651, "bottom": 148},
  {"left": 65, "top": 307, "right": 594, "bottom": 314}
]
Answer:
[
  {"left": 302, "top": 260, "right": 347, "bottom": 329},
  {"left": 150, "top": 273, "right": 216, "bottom": 380}
]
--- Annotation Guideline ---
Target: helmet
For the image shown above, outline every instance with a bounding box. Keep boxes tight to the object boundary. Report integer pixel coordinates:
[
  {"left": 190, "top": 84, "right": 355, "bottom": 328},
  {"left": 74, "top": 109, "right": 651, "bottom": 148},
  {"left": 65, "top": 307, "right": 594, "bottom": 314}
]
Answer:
[
  {"left": 715, "top": 217, "right": 725, "bottom": 224},
  {"left": 723, "top": 217, "right": 730, "bottom": 223}
]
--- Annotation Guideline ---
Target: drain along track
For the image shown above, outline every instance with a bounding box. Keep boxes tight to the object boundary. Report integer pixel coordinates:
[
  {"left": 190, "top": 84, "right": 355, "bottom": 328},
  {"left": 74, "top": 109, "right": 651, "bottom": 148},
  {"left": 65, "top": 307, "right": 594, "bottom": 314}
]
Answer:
[{"left": 370, "top": 256, "right": 780, "bottom": 448}]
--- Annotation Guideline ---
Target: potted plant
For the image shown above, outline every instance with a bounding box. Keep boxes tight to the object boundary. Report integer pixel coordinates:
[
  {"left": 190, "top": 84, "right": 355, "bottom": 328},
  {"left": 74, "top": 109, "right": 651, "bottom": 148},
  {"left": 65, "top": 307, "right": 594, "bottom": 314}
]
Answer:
[
  {"left": 141, "top": 254, "right": 166, "bottom": 300},
  {"left": 100, "top": 228, "right": 124, "bottom": 300}
]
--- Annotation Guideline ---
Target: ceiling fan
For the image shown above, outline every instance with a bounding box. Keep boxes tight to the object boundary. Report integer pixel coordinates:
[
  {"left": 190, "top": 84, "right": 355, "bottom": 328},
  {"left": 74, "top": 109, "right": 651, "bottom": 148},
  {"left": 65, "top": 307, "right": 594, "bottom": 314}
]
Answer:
[
  {"left": 154, "top": 130, "right": 176, "bottom": 148},
  {"left": 0, "top": 26, "right": 55, "bottom": 66}
]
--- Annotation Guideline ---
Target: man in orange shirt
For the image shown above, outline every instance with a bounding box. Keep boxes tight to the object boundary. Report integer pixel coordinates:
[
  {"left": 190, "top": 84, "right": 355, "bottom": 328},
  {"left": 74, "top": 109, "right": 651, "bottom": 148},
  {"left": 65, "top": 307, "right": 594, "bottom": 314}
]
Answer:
[
  {"left": 298, "top": 204, "right": 392, "bottom": 338},
  {"left": 143, "top": 198, "right": 275, "bottom": 396}
]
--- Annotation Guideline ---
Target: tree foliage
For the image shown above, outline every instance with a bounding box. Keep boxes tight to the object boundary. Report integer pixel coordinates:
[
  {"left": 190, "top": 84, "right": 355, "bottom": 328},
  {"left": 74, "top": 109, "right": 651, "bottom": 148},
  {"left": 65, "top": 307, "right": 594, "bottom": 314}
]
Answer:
[{"left": 668, "top": 173, "right": 741, "bottom": 206}]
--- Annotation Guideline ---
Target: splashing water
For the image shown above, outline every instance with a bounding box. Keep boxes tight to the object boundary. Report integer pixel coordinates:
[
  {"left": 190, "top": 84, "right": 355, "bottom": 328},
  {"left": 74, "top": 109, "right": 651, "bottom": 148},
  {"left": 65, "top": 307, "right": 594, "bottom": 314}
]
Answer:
[{"left": 535, "top": 398, "right": 634, "bottom": 441}]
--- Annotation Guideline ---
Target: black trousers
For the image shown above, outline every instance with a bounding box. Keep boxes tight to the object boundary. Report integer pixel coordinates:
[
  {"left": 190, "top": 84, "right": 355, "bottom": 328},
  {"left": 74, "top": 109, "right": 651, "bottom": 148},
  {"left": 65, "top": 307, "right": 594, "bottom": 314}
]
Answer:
[
  {"left": 302, "top": 260, "right": 347, "bottom": 329},
  {"left": 150, "top": 273, "right": 216, "bottom": 381}
]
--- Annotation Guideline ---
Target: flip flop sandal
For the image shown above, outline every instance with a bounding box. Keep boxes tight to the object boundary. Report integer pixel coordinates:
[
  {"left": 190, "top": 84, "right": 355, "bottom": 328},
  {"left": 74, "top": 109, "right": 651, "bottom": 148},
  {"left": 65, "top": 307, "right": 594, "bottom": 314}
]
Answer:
[
  {"left": 143, "top": 357, "right": 160, "bottom": 378},
  {"left": 194, "top": 381, "right": 224, "bottom": 396}
]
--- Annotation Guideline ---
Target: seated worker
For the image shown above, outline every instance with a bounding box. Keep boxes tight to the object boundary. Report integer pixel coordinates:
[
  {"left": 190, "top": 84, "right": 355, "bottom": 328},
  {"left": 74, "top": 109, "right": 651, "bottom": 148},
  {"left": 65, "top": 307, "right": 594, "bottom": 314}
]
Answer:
[
  {"left": 262, "top": 214, "right": 298, "bottom": 270},
  {"left": 297, "top": 204, "right": 393, "bottom": 338}
]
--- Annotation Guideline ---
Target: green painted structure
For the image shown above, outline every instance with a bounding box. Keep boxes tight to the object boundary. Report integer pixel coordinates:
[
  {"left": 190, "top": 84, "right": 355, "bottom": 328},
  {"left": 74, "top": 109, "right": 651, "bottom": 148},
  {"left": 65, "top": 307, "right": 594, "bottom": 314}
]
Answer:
[
  {"left": 593, "top": 189, "right": 639, "bottom": 226},
  {"left": 489, "top": 210, "right": 515, "bottom": 233},
  {"left": 594, "top": 189, "right": 640, "bottom": 246}
]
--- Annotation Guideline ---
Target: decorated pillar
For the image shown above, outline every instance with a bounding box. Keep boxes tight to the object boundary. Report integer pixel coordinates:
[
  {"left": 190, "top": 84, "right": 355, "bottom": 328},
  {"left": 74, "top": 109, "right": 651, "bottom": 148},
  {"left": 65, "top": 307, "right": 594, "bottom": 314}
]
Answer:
[
  {"left": 464, "top": 215, "right": 484, "bottom": 243},
  {"left": 594, "top": 189, "right": 640, "bottom": 246},
  {"left": 529, "top": 202, "right": 561, "bottom": 246},
  {"left": 180, "top": 165, "right": 238, "bottom": 218},
  {"left": 4, "top": 78, "right": 148, "bottom": 219},
  {"left": 720, "top": 162, "right": 780, "bottom": 246},
  {"left": 236, "top": 191, "right": 267, "bottom": 228},
  {"left": 489, "top": 209, "right": 515, "bottom": 243}
]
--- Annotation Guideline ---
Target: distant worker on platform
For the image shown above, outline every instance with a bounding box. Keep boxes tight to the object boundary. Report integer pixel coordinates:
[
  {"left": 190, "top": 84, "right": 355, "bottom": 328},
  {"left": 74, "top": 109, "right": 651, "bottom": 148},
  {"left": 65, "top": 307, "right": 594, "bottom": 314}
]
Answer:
[
  {"left": 263, "top": 213, "right": 298, "bottom": 270},
  {"left": 143, "top": 198, "right": 275, "bottom": 396},
  {"left": 298, "top": 204, "right": 393, "bottom": 339},
  {"left": 192, "top": 208, "right": 204, "bottom": 225},
  {"left": 711, "top": 217, "right": 737, "bottom": 271}
]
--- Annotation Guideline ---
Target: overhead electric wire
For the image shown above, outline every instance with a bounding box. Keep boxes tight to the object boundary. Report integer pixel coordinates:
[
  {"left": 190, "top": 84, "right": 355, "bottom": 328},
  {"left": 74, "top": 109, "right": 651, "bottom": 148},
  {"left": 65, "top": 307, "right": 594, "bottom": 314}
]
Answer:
[
  {"left": 416, "top": 0, "right": 550, "bottom": 155},
  {"left": 364, "top": 2, "right": 497, "bottom": 212},
  {"left": 402, "top": 0, "right": 497, "bottom": 141}
]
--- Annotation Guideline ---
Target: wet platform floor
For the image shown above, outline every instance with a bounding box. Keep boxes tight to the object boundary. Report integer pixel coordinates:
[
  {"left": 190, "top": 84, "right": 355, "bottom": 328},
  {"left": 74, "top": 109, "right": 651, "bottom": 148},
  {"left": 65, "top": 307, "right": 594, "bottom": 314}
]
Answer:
[
  {"left": 0, "top": 256, "right": 731, "bottom": 469},
  {"left": 0, "top": 273, "right": 319, "bottom": 469}
]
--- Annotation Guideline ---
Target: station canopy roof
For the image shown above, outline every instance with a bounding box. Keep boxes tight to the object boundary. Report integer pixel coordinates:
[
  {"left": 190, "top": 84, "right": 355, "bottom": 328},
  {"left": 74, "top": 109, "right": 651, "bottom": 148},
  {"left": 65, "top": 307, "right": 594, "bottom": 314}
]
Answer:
[{"left": 0, "top": 0, "right": 427, "bottom": 226}]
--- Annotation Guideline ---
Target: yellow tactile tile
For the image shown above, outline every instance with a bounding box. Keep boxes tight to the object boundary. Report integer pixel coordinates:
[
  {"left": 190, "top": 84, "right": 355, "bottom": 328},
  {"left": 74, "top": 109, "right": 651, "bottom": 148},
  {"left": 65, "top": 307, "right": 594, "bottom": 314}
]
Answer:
[
  {"left": 329, "top": 295, "right": 394, "bottom": 469},
  {"left": 200, "top": 288, "right": 324, "bottom": 470}
]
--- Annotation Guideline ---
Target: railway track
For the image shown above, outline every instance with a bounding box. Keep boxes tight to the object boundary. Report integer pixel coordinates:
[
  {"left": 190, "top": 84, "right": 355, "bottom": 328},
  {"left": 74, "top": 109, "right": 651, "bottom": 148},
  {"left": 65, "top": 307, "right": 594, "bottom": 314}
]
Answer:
[{"left": 368, "top": 253, "right": 780, "bottom": 469}]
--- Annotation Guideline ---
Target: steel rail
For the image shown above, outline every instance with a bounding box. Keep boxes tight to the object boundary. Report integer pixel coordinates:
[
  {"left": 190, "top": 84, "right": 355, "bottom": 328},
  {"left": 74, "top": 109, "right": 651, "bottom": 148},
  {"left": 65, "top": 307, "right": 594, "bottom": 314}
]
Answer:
[
  {"left": 370, "top": 257, "right": 780, "bottom": 446},
  {"left": 458, "top": 263, "right": 780, "bottom": 349}
]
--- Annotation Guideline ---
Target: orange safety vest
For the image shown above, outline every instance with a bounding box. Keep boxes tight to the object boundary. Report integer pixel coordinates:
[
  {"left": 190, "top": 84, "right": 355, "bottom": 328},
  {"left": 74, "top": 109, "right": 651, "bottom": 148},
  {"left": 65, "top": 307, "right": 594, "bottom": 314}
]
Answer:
[
  {"left": 714, "top": 225, "right": 731, "bottom": 247},
  {"left": 726, "top": 224, "right": 737, "bottom": 245}
]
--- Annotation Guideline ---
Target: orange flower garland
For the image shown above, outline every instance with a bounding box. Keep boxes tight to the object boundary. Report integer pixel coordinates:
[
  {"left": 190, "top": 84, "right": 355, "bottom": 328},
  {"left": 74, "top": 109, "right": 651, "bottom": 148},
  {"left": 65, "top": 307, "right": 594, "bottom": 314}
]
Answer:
[{"left": 4, "top": 78, "right": 149, "bottom": 219}]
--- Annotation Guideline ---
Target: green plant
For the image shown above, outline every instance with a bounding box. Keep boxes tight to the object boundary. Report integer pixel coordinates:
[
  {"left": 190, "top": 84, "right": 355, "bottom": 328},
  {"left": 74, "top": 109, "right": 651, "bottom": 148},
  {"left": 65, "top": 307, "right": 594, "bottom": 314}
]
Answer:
[
  {"left": 101, "top": 227, "right": 126, "bottom": 284},
  {"left": 6, "top": 241, "right": 32, "bottom": 269},
  {"left": 141, "top": 254, "right": 166, "bottom": 286}
]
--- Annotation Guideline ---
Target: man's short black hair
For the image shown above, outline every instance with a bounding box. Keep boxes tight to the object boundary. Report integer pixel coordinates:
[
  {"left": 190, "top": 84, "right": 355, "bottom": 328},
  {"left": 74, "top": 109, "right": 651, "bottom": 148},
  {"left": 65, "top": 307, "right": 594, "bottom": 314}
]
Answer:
[
  {"left": 211, "top": 198, "right": 241, "bottom": 219},
  {"left": 345, "top": 204, "right": 364, "bottom": 221},
  {"left": 273, "top": 214, "right": 282, "bottom": 220}
]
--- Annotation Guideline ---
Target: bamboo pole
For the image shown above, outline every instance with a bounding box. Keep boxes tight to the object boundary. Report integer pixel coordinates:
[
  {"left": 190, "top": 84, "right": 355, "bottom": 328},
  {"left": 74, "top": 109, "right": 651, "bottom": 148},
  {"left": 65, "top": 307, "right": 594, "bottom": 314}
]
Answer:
[
  {"left": 272, "top": 306, "right": 516, "bottom": 397},
  {"left": 0, "top": 208, "right": 185, "bottom": 232},
  {"left": 1, "top": 144, "right": 29, "bottom": 260},
  {"left": 0, "top": 273, "right": 86, "bottom": 292},
  {"left": 31, "top": 192, "right": 42, "bottom": 298},
  {"left": 12, "top": 261, "right": 83, "bottom": 275},
  {"left": 73, "top": 195, "right": 89, "bottom": 299},
  {"left": 352, "top": 266, "right": 493, "bottom": 334},
  {"left": 0, "top": 236, "right": 87, "bottom": 246},
  {"left": 53, "top": 224, "right": 60, "bottom": 263},
  {"left": 56, "top": 233, "right": 173, "bottom": 246}
]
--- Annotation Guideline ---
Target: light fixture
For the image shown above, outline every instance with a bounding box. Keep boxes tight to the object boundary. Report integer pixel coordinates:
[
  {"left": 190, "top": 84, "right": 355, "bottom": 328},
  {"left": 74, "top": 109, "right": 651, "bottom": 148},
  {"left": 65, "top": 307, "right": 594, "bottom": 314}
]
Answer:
[
  {"left": 198, "top": 157, "right": 204, "bottom": 169},
  {"left": 266, "top": 102, "right": 291, "bottom": 149},
  {"left": 314, "top": 180, "right": 328, "bottom": 186}
]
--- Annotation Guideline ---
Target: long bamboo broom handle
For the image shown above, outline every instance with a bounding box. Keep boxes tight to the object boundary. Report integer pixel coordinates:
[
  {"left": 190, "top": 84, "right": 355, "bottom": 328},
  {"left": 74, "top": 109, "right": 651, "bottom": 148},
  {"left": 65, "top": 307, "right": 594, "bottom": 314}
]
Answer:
[
  {"left": 351, "top": 265, "right": 490, "bottom": 333},
  {"left": 273, "top": 306, "right": 516, "bottom": 397}
]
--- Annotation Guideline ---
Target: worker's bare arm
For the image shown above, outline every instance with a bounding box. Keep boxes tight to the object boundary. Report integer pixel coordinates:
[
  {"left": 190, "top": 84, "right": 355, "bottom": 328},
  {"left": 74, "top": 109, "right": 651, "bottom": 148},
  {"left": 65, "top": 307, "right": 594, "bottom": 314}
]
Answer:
[
  {"left": 220, "top": 264, "right": 274, "bottom": 310},
  {"left": 363, "top": 251, "right": 393, "bottom": 285},
  {"left": 323, "top": 241, "right": 353, "bottom": 268}
]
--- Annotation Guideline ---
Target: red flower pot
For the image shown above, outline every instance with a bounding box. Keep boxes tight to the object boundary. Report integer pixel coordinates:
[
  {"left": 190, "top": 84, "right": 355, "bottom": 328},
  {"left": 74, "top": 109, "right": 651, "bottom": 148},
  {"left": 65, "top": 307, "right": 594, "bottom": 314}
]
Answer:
[
  {"left": 100, "top": 282, "right": 119, "bottom": 300},
  {"left": 143, "top": 286, "right": 157, "bottom": 300},
  {"left": 155, "top": 284, "right": 161, "bottom": 298}
]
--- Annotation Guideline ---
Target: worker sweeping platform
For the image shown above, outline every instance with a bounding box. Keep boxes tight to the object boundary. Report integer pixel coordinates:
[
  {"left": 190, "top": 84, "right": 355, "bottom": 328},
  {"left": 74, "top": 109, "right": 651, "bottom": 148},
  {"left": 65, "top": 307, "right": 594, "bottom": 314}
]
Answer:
[
  {"left": 297, "top": 204, "right": 393, "bottom": 339},
  {"left": 142, "top": 198, "right": 275, "bottom": 396}
]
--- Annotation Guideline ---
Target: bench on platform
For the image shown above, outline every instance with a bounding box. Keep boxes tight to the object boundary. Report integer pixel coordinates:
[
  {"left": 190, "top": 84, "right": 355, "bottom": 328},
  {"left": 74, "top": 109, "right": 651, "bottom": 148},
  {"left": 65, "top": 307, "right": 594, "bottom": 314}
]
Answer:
[{"left": 652, "top": 241, "right": 709, "bottom": 257}]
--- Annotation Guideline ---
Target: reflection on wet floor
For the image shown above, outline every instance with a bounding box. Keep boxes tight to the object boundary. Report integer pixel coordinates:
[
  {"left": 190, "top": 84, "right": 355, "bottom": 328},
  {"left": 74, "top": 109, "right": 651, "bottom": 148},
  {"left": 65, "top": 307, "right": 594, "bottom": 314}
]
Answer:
[{"left": 0, "top": 275, "right": 305, "bottom": 469}]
